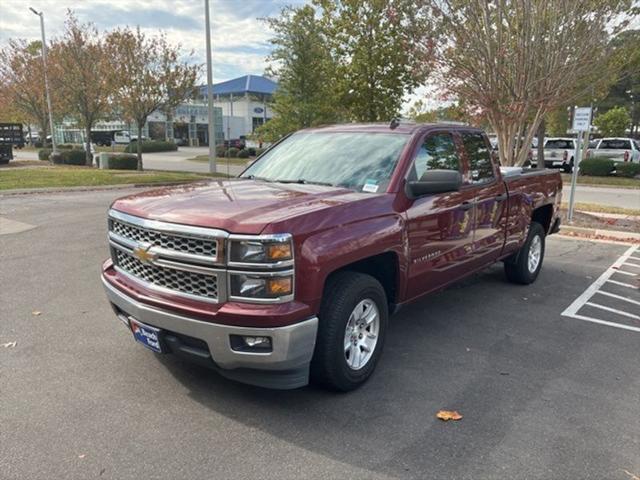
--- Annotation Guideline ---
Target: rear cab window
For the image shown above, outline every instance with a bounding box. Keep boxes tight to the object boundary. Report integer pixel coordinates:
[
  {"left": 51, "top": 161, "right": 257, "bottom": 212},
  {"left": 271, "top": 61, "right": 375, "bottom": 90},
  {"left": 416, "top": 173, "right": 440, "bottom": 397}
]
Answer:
[
  {"left": 545, "top": 139, "right": 574, "bottom": 149},
  {"left": 461, "top": 132, "right": 495, "bottom": 184},
  {"left": 599, "top": 139, "right": 631, "bottom": 150}
]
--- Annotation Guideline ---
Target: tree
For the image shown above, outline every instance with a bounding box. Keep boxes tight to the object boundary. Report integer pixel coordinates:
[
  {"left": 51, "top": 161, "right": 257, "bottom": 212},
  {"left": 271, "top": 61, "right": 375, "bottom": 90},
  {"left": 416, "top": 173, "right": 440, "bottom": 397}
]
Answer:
[
  {"left": 593, "top": 106, "right": 631, "bottom": 136},
  {"left": 597, "top": 30, "right": 640, "bottom": 135},
  {"left": 50, "top": 13, "right": 113, "bottom": 165},
  {"left": 0, "top": 40, "right": 54, "bottom": 139},
  {"left": 256, "top": 5, "right": 340, "bottom": 142},
  {"left": 317, "top": 0, "right": 433, "bottom": 122},
  {"left": 105, "top": 28, "right": 199, "bottom": 170},
  {"left": 406, "top": 99, "right": 471, "bottom": 124},
  {"left": 428, "top": 0, "right": 635, "bottom": 166}
]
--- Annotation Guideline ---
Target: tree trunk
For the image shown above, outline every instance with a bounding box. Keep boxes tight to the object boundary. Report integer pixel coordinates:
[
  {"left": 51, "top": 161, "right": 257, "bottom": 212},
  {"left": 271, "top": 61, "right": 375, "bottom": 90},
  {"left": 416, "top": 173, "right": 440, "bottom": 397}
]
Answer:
[
  {"left": 85, "top": 124, "right": 93, "bottom": 166},
  {"left": 536, "top": 118, "right": 545, "bottom": 170},
  {"left": 137, "top": 123, "right": 143, "bottom": 171}
]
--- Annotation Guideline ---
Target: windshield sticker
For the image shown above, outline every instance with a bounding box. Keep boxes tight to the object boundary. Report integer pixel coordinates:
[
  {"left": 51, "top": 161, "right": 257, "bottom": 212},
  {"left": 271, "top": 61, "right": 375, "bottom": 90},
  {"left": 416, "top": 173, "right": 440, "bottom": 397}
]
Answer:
[{"left": 363, "top": 180, "right": 379, "bottom": 193}]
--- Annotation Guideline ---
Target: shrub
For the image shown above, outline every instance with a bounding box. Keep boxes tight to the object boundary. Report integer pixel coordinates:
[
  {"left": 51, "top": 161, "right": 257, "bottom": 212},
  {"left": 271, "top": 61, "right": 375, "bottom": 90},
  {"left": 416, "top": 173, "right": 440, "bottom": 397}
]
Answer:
[
  {"left": 34, "top": 141, "right": 43, "bottom": 148},
  {"left": 237, "top": 149, "right": 250, "bottom": 158},
  {"left": 580, "top": 158, "right": 615, "bottom": 176},
  {"left": 124, "top": 140, "right": 177, "bottom": 153},
  {"left": 104, "top": 153, "right": 138, "bottom": 170},
  {"left": 57, "top": 143, "right": 76, "bottom": 150},
  {"left": 246, "top": 147, "right": 256, "bottom": 156},
  {"left": 52, "top": 149, "right": 88, "bottom": 166},
  {"left": 215, "top": 145, "right": 227, "bottom": 157},
  {"left": 255, "top": 147, "right": 267, "bottom": 157},
  {"left": 38, "top": 148, "right": 52, "bottom": 160},
  {"left": 227, "top": 147, "right": 239, "bottom": 158},
  {"left": 615, "top": 162, "right": 640, "bottom": 178}
]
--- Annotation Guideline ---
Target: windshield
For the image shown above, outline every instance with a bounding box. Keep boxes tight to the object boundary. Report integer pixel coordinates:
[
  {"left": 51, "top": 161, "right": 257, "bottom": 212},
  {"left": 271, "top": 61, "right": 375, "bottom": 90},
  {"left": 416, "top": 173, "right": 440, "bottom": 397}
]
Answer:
[{"left": 242, "top": 131, "right": 409, "bottom": 192}]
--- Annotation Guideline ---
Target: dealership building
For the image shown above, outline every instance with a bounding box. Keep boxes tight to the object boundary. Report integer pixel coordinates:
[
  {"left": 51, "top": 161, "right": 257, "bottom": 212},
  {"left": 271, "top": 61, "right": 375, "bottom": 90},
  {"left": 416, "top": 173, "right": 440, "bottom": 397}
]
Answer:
[{"left": 53, "top": 74, "right": 277, "bottom": 146}]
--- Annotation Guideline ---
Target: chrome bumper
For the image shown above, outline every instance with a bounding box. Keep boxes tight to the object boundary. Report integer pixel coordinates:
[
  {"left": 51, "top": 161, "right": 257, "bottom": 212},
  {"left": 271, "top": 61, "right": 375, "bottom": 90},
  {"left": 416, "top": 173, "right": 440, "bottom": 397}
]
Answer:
[{"left": 102, "top": 276, "right": 318, "bottom": 375}]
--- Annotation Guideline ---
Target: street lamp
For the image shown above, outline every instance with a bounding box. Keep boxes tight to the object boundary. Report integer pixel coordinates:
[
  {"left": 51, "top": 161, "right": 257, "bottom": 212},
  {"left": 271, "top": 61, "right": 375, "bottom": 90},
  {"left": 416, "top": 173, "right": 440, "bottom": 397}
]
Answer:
[
  {"left": 29, "top": 7, "right": 58, "bottom": 156},
  {"left": 204, "top": 0, "right": 216, "bottom": 173}
]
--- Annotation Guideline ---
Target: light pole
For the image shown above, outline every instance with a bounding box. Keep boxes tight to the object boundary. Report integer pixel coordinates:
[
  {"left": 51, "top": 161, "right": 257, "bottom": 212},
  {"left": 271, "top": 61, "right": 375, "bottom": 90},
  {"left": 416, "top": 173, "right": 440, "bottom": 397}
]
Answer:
[
  {"left": 29, "top": 7, "right": 58, "bottom": 156},
  {"left": 204, "top": 0, "right": 216, "bottom": 173}
]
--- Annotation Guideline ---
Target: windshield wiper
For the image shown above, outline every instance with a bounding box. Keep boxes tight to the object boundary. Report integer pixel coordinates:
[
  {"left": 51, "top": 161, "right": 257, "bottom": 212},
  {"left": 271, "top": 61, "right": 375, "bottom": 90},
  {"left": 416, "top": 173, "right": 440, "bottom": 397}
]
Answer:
[
  {"left": 274, "top": 178, "right": 335, "bottom": 187},
  {"left": 244, "top": 175, "right": 274, "bottom": 182}
]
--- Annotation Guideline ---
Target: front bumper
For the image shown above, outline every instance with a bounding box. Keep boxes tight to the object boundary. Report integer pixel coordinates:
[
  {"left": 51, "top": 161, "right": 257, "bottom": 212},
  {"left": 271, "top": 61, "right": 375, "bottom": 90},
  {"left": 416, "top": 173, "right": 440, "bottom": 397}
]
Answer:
[{"left": 102, "top": 276, "right": 318, "bottom": 389}]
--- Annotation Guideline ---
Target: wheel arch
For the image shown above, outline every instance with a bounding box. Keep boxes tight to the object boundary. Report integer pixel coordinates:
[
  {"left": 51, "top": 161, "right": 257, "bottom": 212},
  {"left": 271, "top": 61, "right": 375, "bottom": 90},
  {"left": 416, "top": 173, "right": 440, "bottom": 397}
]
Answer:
[
  {"left": 323, "top": 252, "right": 401, "bottom": 313},
  {"left": 532, "top": 203, "right": 554, "bottom": 234}
]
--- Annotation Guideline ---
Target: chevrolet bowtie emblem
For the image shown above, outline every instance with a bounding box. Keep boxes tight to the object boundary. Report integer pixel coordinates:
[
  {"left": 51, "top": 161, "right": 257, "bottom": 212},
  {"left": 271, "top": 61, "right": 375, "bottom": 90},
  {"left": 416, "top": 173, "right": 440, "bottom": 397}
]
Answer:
[{"left": 133, "top": 245, "right": 157, "bottom": 264}]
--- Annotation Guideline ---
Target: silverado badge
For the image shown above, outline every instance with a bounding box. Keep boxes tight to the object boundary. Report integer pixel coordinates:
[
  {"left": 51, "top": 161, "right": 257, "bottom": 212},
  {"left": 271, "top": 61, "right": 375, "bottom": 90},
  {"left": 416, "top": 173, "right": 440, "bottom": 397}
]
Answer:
[{"left": 133, "top": 245, "right": 157, "bottom": 264}]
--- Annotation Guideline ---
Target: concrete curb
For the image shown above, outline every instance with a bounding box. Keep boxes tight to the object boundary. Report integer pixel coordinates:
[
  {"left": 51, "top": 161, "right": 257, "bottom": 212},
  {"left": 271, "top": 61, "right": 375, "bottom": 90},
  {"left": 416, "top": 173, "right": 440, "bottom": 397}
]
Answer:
[
  {"left": 559, "top": 225, "right": 640, "bottom": 243},
  {"left": 0, "top": 181, "right": 208, "bottom": 196}
]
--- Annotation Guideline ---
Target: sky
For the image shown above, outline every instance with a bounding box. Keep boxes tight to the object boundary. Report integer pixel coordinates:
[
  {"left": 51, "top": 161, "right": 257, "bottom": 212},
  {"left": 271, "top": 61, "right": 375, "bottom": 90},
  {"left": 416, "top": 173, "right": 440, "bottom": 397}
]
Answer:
[
  {"left": 2, "top": 1, "right": 637, "bottom": 113},
  {"left": 0, "top": 0, "right": 306, "bottom": 83}
]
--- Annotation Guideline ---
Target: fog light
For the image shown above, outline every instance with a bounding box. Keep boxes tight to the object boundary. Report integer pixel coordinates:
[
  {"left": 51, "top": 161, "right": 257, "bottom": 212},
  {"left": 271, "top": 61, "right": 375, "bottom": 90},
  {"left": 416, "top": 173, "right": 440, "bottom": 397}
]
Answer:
[
  {"left": 230, "top": 334, "right": 273, "bottom": 352},
  {"left": 244, "top": 336, "right": 271, "bottom": 347}
]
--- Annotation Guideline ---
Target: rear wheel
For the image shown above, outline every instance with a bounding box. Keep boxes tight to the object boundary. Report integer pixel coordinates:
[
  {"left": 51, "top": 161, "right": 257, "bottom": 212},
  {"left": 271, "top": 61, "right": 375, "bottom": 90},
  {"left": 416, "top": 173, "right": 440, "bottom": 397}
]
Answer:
[
  {"left": 311, "top": 272, "right": 388, "bottom": 391},
  {"left": 504, "top": 222, "right": 546, "bottom": 285}
]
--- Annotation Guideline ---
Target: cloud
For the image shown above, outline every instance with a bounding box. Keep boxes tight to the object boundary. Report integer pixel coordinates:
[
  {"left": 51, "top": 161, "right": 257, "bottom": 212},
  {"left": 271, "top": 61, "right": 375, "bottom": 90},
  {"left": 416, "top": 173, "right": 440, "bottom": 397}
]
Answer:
[{"left": 0, "top": 0, "right": 305, "bottom": 83}]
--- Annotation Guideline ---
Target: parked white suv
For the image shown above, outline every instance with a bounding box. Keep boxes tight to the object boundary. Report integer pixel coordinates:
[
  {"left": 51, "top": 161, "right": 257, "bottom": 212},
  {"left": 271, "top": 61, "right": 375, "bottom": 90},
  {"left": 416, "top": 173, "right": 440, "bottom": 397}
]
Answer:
[{"left": 587, "top": 138, "right": 640, "bottom": 164}]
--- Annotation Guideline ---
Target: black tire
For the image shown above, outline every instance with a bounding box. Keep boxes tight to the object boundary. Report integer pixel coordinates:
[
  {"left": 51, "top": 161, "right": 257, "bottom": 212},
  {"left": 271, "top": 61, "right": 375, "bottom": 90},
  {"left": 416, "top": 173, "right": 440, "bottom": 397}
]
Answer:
[
  {"left": 310, "top": 271, "right": 388, "bottom": 392},
  {"left": 504, "top": 222, "right": 546, "bottom": 285}
]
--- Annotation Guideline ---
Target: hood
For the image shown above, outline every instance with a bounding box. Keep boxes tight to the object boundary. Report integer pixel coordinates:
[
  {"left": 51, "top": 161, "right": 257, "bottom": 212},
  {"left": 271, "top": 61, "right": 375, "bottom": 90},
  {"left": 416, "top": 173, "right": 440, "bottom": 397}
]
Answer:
[{"left": 110, "top": 179, "right": 375, "bottom": 234}]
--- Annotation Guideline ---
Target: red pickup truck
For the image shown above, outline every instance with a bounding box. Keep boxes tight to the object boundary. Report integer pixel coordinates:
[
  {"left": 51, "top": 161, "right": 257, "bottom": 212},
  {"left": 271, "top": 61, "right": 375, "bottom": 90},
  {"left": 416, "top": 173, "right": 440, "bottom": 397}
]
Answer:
[{"left": 102, "top": 122, "right": 562, "bottom": 391}]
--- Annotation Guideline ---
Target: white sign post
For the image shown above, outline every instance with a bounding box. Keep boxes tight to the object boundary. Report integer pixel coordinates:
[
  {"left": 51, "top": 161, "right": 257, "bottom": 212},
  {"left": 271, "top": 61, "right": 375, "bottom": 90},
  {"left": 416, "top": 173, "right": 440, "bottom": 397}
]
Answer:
[{"left": 567, "top": 107, "right": 592, "bottom": 223}]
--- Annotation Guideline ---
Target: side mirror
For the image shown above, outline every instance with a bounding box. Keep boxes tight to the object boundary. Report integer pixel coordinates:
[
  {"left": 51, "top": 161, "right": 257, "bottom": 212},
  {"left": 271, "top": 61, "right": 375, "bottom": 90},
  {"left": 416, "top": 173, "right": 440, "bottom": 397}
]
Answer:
[{"left": 406, "top": 169, "right": 462, "bottom": 198}]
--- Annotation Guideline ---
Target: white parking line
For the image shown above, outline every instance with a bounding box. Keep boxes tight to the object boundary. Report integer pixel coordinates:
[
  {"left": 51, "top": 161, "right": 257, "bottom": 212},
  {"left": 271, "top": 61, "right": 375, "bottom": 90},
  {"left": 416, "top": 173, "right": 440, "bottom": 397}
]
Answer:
[
  {"left": 596, "top": 290, "right": 640, "bottom": 307},
  {"left": 584, "top": 302, "right": 640, "bottom": 321},
  {"left": 623, "top": 262, "right": 640, "bottom": 268},
  {"left": 606, "top": 279, "right": 637, "bottom": 289},
  {"left": 562, "top": 244, "right": 639, "bottom": 333},
  {"left": 614, "top": 270, "right": 637, "bottom": 276}
]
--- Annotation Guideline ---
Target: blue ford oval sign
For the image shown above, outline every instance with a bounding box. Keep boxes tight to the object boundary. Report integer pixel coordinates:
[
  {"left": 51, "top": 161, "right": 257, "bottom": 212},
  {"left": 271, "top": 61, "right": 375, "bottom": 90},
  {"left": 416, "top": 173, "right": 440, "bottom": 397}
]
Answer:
[{"left": 254, "top": 107, "right": 264, "bottom": 114}]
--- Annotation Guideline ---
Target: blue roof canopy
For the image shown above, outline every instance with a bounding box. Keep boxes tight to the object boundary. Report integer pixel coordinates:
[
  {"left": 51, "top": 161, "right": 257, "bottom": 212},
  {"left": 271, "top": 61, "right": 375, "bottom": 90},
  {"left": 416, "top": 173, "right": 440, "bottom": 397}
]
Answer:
[{"left": 200, "top": 75, "right": 277, "bottom": 97}]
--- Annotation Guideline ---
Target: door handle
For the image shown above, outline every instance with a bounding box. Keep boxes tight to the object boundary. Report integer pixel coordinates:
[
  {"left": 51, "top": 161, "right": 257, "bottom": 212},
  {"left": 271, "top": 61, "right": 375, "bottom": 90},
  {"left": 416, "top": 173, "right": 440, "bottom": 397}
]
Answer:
[
  {"left": 495, "top": 194, "right": 507, "bottom": 202},
  {"left": 460, "top": 201, "right": 474, "bottom": 211}
]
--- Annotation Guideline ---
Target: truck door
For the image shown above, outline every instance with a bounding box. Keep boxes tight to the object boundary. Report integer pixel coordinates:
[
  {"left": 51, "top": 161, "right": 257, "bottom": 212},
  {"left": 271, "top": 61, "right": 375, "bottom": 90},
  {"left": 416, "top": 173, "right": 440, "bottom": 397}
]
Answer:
[
  {"left": 459, "top": 131, "right": 508, "bottom": 264},
  {"left": 405, "top": 131, "right": 477, "bottom": 299}
]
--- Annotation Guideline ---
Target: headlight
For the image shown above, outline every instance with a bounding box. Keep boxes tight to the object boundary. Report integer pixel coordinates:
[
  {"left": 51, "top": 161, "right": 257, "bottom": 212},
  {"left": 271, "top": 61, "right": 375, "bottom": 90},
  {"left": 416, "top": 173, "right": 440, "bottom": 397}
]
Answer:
[
  {"left": 228, "top": 234, "right": 293, "bottom": 265},
  {"left": 229, "top": 272, "right": 293, "bottom": 301}
]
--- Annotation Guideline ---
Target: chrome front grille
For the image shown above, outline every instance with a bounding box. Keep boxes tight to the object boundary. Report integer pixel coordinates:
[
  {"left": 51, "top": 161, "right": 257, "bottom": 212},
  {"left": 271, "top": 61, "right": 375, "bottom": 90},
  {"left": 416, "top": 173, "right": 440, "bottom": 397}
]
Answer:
[
  {"left": 110, "top": 218, "right": 217, "bottom": 258},
  {"left": 115, "top": 250, "right": 218, "bottom": 300},
  {"left": 108, "top": 210, "right": 227, "bottom": 303}
]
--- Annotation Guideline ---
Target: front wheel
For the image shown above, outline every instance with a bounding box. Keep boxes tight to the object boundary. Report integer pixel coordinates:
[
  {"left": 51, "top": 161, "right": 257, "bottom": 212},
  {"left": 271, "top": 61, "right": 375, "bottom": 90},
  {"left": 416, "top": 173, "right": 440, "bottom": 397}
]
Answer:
[
  {"left": 504, "top": 222, "right": 546, "bottom": 285},
  {"left": 311, "top": 272, "right": 388, "bottom": 391}
]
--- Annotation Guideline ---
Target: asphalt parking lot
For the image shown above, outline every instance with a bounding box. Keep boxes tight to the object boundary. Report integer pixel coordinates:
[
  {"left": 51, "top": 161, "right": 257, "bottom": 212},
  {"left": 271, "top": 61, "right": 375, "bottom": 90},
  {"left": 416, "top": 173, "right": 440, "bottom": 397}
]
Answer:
[{"left": 1, "top": 189, "right": 639, "bottom": 480}]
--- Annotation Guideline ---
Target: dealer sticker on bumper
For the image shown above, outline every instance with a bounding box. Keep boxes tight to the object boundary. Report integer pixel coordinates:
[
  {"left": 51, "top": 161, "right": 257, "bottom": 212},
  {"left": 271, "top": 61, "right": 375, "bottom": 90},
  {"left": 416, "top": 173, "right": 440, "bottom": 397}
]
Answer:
[{"left": 130, "top": 318, "right": 163, "bottom": 353}]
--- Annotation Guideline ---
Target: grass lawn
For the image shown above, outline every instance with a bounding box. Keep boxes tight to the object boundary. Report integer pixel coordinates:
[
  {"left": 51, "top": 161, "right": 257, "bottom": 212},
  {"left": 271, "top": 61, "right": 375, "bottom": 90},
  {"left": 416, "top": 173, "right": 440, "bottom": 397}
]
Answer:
[
  {"left": 561, "top": 173, "right": 640, "bottom": 189},
  {"left": 0, "top": 165, "right": 225, "bottom": 191},
  {"left": 187, "top": 155, "right": 253, "bottom": 166},
  {"left": 563, "top": 202, "right": 640, "bottom": 216},
  {"left": 95, "top": 144, "right": 127, "bottom": 153}
]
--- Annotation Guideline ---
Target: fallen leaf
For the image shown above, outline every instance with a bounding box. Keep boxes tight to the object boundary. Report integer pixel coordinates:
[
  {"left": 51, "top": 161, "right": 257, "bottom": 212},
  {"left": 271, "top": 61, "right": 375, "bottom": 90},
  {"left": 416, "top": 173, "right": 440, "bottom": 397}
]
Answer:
[
  {"left": 78, "top": 454, "right": 85, "bottom": 459},
  {"left": 623, "top": 470, "right": 640, "bottom": 480},
  {"left": 436, "top": 410, "right": 463, "bottom": 421},
  {"left": 1, "top": 341, "right": 17, "bottom": 348},
  {"left": 32, "top": 311, "right": 41, "bottom": 316}
]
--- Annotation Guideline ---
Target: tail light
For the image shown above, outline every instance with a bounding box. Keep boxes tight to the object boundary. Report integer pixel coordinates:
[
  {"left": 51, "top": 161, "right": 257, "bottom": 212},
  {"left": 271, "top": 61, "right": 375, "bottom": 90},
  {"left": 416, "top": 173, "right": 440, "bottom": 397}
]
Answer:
[
  {"left": 624, "top": 150, "right": 629, "bottom": 162},
  {"left": 563, "top": 150, "right": 568, "bottom": 161}
]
